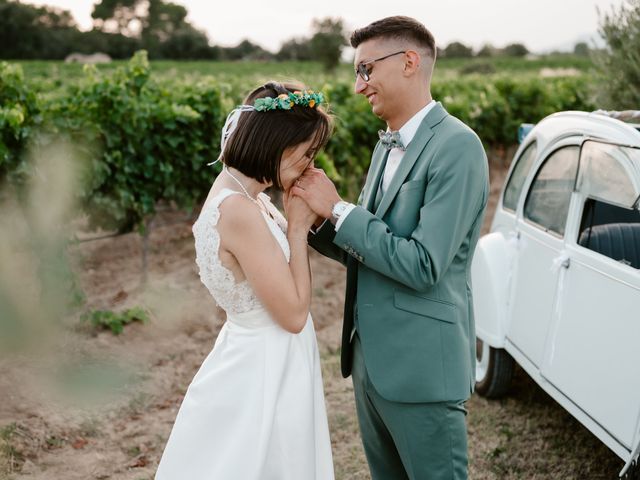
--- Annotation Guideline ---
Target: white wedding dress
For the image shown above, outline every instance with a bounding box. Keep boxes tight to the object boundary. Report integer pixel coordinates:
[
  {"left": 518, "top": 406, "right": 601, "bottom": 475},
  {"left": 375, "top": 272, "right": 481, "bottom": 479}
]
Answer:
[{"left": 155, "top": 188, "right": 334, "bottom": 480}]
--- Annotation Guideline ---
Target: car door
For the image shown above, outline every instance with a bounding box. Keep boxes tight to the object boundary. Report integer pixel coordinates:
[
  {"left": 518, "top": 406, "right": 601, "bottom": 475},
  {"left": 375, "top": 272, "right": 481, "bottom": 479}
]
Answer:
[
  {"left": 540, "top": 140, "right": 640, "bottom": 452},
  {"left": 506, "top": 145, "right": 580, "bottom": 368}
]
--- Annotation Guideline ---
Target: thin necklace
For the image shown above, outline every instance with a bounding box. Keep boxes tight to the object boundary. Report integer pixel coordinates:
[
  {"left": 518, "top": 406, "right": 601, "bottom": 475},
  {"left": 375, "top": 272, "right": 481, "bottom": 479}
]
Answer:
[
  {"left": 223, "top": 166, "right": 260, "bottom": 204},
  {"left": 222, "top": 166, "right": 276, "bottom": 221}
]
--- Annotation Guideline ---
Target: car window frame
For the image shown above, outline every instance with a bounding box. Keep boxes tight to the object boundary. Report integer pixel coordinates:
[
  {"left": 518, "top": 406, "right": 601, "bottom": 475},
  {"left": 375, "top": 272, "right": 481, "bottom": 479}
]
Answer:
[
  {"left": 577, "top": 137, "right": 640, "bottom": 211},
  {"left": 502, "top": 140, "right": 538, "bottom": 213},
  {"left": 521, "top": 144, "right": 581, "bottom": 239}
]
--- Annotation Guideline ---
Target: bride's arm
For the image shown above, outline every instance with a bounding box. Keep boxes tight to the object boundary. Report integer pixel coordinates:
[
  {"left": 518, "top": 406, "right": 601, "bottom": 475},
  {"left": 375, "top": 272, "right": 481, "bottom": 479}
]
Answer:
[{"left": 217, "top": 195, "right": 313, "bottom": 334}]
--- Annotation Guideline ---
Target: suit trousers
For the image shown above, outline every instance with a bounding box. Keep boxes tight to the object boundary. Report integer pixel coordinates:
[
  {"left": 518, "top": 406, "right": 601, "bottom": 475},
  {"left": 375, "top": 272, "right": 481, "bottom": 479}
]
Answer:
[{"left": 351, "top": 333, "right": 469, "bottom": 480}]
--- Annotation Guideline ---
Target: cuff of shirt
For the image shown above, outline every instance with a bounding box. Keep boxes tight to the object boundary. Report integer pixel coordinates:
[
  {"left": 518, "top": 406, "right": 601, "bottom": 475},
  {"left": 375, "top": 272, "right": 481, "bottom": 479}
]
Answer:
[
  {"left": 309, "top": 219, "right": 327, "bottom": 235},
  {"left": 335, "top": 203, "right": 357, "bottom": 231}
]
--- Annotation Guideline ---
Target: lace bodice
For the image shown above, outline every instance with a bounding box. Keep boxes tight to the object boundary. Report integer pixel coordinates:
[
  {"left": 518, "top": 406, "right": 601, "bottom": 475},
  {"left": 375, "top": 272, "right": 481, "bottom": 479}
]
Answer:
[{"left": 192, "top": 188, "right": 290, "bottom": 315}]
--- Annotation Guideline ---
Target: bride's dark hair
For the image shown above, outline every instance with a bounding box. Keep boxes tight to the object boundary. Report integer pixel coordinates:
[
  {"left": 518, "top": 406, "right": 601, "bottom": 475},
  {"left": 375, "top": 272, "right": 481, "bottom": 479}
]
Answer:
[{"left": 221, "top": 81, "right": 333, "bottom": 189}]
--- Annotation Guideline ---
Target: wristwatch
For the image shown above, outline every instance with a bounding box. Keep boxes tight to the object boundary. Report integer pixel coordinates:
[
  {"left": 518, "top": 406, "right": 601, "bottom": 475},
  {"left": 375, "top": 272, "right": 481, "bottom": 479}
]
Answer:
[{"left": 331, "top": 201, "right": 350, "bottom": 224}]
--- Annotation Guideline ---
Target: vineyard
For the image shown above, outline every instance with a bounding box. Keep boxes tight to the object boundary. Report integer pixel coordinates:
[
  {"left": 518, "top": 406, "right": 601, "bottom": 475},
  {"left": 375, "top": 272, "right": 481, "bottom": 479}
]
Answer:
[
  {"left": 2, "top": 51, "right": 597, "bottom": 233},
  {"left": 1, "top": 52, "right": 624, "bottom": 479}
]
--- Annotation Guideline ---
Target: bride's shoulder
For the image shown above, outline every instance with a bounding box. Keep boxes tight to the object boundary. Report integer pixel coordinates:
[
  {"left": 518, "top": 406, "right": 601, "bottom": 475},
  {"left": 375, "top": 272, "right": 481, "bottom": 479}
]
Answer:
[
  {"left": 218, "top": 192, "right": 257, "bottom": 216},
  {"left": 216, "top": 193, "right": 267, "bottom": 232}
]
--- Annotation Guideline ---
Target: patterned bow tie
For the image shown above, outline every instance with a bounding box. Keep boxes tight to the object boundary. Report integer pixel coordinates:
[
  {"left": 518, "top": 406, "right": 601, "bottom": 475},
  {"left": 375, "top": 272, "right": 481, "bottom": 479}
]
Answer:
[{"left": 378, "top": 130, "right": 406, "bottom": 151}]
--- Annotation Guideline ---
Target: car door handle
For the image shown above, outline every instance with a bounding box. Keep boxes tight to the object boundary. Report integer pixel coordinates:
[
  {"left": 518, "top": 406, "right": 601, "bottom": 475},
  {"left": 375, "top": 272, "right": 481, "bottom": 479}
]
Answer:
[{"left": 551, "top": 252, "right": 571, "bottom": 272}]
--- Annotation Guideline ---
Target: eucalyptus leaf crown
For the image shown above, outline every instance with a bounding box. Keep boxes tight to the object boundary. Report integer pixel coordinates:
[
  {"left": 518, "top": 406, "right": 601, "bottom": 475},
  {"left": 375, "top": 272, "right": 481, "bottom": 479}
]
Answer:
[
  {"left": 253, "top": 90, "right": 325, "bottom": 111},
  {"left": 207, "top": 88, "right": 325, "bottom": 166}
]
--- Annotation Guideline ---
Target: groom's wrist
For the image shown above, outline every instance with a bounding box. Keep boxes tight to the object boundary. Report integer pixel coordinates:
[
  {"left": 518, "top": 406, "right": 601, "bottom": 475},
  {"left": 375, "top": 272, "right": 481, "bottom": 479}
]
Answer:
[
  {"left": 330, "top": 200, "right": 348, "bottom": 225},
  {"left": 332, "top": 202, "right": 356, "bottom": 230}
]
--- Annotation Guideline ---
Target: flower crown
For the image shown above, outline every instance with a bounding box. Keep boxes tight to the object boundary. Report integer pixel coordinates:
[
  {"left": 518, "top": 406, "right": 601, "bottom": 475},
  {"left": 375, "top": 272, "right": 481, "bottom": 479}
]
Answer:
[
  {"left": 206, "top": 89, "right": 325, "bottom": 166},
  {"left": 253, "top": 90, "right": 325, "bottom": 112}
]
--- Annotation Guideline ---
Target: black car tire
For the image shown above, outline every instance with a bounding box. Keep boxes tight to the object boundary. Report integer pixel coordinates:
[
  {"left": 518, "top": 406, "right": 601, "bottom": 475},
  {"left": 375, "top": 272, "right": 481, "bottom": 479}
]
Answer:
[{"left": 475, "top": 338, "right": 515, "bottom": 398}]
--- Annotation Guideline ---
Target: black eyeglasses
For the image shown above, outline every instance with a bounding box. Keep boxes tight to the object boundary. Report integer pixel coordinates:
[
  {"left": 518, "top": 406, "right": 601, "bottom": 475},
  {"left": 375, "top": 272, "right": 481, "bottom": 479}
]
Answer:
[{"left": 355, "top": 51, "right": 406, "bottom": 82}]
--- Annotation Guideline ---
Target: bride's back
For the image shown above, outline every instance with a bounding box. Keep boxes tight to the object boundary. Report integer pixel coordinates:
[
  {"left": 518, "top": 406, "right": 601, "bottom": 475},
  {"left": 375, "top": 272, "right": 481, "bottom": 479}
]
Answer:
[{"left": 192, "top": 187, "right": 290, "bottom": 316}]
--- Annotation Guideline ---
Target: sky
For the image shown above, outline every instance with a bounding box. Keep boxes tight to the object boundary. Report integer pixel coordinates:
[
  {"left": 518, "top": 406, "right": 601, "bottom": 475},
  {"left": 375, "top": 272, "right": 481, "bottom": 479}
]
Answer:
[{"left": 22, "top": 0, "right": 626, "bottom": 54}]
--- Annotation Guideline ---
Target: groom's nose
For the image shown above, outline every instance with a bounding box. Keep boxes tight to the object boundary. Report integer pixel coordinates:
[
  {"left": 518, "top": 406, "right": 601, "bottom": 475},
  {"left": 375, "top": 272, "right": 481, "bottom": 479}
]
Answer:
[{"left": 354, "top": 74, "right": 367, "bottom": 94}]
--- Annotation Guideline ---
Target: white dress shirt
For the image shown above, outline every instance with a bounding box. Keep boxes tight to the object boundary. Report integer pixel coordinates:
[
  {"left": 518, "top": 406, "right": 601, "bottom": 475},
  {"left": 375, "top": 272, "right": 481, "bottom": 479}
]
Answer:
[{"left": 335, "top": 100, "right": 436, "bottom": 230}]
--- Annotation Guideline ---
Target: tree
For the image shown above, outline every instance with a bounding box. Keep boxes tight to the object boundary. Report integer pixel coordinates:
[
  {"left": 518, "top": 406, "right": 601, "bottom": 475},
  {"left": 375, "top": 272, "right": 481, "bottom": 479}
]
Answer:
[
  {"left": 594, "top": 0, "right": 640, "bottom": 109},
  {"left": 141, "top": 0, "right": 188, "bottom": 53},
  {"left": 91, "top": 0, "right": 211, "bottom": 58},
  {"left": 443, "top": 41, "right": 473, "bottom": 58},
  {"left": 0, "top": 0, "right": 78, "bottom": 59},
  {"left": 573, "top": 42, "right": 590, "bottom": 56},
  {"left": 91, "top": 0, "right": 143, "bottom": 36},
  {"left": 476, "top": 44, "right": 497, "bottom": 57},
  {"left": 276, "top": 38, "right": 312, "bottom": 61},
  {"left": 309, "top": 17, "right": 347, "bottom": 71},
  {"left": 220, "top": 39, "right": 272, "bottom": 61},
  {"left": 0, "top": 0, "right": 143, "bottom": 59},
  {"left": 77, "top": 29, "right": 141, "bottom": 59},
  {"left": 503, "top": 43, "right": 529, "bottom": 57},
  {"left": 158, "top": 27, "right": 217, "bottom": 59}
]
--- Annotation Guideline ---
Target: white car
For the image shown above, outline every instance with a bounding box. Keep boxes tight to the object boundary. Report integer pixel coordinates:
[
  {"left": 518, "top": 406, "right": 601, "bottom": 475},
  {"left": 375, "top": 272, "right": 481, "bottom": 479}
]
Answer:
[{"left": 471, "top": 110, "right": 640, "bottom": 478}]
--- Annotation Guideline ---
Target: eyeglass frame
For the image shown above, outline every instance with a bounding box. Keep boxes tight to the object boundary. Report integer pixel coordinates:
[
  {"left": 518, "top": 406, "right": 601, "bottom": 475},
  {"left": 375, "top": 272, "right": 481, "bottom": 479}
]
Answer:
[{"left": 355, "top": 50, "right": 406, "bottom": 82}]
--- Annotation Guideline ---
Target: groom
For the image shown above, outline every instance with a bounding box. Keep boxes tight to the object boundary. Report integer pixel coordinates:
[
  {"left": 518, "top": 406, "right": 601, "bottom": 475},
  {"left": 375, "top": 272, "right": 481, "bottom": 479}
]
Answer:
[{"left": 292, "top": 16, "right": 489, "bottom": 480}]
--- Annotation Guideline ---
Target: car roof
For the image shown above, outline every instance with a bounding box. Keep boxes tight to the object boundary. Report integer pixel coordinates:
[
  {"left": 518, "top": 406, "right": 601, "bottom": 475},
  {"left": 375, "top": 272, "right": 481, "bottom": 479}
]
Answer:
[
  {"left": 521, "top": 111, "right": 640, "bottom": 203},
  {"left": 529, "top": 111, "right": 640, "bottom": 156}
]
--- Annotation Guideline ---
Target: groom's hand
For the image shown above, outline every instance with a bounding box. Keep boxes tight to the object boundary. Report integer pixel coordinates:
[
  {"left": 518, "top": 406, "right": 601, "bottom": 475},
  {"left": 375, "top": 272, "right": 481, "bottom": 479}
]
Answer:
[{"left": 291, "top": 167, "right": 341, "bottom": 219}]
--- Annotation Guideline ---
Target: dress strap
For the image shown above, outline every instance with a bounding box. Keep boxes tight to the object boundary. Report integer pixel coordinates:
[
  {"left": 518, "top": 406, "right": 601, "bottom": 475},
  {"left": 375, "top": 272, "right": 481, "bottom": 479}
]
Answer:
[{"left": 205, "top": 188, "right": 244, "bottom": 211}]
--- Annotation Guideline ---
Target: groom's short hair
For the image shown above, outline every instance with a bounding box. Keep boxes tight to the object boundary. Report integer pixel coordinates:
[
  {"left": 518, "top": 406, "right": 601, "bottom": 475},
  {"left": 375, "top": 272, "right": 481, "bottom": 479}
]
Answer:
[{"left": 350, "top": 16, "right": 436, "bottom": 60}]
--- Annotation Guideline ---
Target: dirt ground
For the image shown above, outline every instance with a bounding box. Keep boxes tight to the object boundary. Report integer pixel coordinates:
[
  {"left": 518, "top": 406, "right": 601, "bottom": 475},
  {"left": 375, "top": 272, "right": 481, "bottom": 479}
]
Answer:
[{"left": 0, "top": 151, "right": 626, "bottom": 479}]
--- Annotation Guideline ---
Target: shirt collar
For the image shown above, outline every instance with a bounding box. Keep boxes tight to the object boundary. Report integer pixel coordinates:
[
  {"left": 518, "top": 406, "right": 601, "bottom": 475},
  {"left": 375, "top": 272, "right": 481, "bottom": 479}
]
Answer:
[{"left": 389, "top": 100, "right": 436, "bottom": 148}]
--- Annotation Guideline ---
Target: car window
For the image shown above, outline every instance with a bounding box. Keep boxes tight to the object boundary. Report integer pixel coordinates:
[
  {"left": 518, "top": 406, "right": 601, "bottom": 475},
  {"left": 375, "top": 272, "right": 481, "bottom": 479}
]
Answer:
[
  {"left": 503, "top": 142, "right": 537, "bottom": 212},
  {"left": 577, "top": 141, "right": 640, "bottom": 208},
  {"left": 523, "top": 146, "right": 579, "bottom": 237},
  {"left": 578, "top": 198, "right": 640, "bottom": 269}
]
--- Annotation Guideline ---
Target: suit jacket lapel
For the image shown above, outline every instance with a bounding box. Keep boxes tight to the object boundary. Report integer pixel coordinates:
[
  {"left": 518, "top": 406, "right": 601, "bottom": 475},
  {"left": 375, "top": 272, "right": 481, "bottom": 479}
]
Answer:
[
  {"left": 363, "top": 144, "right": 388, "bottom": 212},
  {"left": 375, "top": 102, "right": 448, "bottom": 219}
]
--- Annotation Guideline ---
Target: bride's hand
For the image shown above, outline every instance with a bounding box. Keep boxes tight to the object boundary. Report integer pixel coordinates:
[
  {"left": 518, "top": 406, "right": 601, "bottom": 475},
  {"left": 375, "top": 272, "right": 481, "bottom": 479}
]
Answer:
[
  {"left": 285, "top": 189, "right": 317, "bottom": 233},
  {"left": 285, "top": 187, "right": 322, "bottom": 230},
  {"left": 283, "top": 188, "right": 291, "bottom": 215}
]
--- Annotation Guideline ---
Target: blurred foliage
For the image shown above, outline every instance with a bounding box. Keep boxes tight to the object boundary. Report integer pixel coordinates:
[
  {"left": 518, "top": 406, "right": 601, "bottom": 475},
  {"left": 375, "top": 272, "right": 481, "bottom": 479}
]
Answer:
[
  {"left": 0, "top": 0, "right": 141, "bottom": 60},
  {"left": 443, "top": 41, "right": 474, "bottom": 59},
  {"left": 573, "top": 42, "right": 590, "bottom": 57},
  {"left": 276, "top": 38, "right": 313, "bottom": 62},
  {"left": 309, "top": 18, "right": 348, "bottom": 72},
  {"left": 593, "top": 0, "right": 640, "bottom": 109},
  {"left": 503, "top": 43, "right": 529, "bottom": 57},
  {"left": 459, "top": 62, "right": 497, "bottom": 75},
  {"left": 0, "top": 62, "right": 42, "bottom": 186},
  {"left": 441, "top": 41, "right": 528, "bottom": 59},
  {"left": 0, "top": 0, "right": 77, "bottom": 59},
  {"left": 0, "top": 137, "right": 86, "bottom": 353},
  {"left": 43, "top": 51, "right": 225, "bottom": 232},
  {"left": 0, "top": 0, "right": 239, "bottom": 60}
]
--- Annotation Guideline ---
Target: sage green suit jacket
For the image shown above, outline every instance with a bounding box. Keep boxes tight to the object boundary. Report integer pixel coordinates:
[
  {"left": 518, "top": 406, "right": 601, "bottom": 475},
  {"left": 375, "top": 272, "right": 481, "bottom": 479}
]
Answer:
[{"left": 310, "top": 102, "right": 489, "bottom": 403}]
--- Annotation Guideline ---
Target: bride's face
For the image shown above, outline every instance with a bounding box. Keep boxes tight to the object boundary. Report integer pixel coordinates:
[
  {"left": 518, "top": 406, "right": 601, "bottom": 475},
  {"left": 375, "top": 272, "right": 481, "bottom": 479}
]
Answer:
[{"left": 278, "top": 136, "right": 317, "bottom": 191}]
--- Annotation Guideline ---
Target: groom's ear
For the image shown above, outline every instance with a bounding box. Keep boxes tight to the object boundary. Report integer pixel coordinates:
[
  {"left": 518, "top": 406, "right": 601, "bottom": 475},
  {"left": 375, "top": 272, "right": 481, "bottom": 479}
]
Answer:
[{"left": 403, "top": 50, "right": 421, "bottom": 76}]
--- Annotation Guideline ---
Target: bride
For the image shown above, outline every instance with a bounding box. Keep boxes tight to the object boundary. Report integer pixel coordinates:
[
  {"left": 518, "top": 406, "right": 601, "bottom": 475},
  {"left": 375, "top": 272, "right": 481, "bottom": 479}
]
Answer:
[{"left": 155, "top": 81, "right": 335, "bottom": 479}]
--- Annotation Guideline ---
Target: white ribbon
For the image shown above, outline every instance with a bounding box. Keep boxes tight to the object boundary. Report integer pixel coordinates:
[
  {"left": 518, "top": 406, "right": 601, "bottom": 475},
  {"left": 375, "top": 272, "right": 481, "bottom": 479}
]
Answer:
[
  {"left": 504, "top": 231, "right": 520, "bottom": 310},
  {"left": 547, "top": 250, "right": 571, "bottom": 364},
  {"left": 207, "top": 105, "right": 255, "bottom": 166}
]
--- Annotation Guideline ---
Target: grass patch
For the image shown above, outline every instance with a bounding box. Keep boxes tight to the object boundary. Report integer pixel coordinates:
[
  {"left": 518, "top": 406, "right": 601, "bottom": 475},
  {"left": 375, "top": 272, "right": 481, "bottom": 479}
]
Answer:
[
  {"left": 81, "top": 306, "right": 149, "bottom": 335},
  {"left": 0, "top": 423, "right": 26, "bottom": 475}
]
